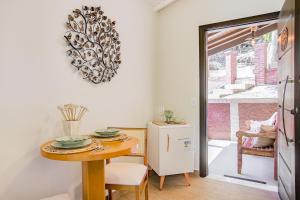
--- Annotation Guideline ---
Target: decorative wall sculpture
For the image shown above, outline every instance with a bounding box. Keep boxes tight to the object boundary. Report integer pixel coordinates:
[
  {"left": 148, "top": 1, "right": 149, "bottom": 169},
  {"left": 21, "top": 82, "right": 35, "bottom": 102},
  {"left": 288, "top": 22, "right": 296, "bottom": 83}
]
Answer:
[
  {"left": 280, "top": 27, "right": 288, "bottom": 52},
  {"left": 64, "top": 6, "right": 121, "bottom": 84}
]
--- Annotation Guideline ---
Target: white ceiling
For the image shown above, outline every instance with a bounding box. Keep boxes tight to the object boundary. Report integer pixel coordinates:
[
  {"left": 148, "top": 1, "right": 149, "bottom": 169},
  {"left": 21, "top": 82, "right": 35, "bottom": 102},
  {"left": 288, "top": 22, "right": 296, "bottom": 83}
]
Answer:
[
  {"left": 147, "top": 0, "right": 165, "bottom": 6},
  {"left": 147, "top": 0, "right": 178, "bottom": 11}
]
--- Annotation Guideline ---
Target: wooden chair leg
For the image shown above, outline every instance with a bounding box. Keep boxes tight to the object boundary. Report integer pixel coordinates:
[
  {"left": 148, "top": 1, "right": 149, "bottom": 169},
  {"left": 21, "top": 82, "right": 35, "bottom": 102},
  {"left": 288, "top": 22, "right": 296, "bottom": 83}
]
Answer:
[
  {"left": 274, "top": 142, "right": 278, "bottom": 180},
  {"left": 148, "top": 169, "right": 154, "bottom": 177},
  {"left": 159, "top": 176, "right": 165, "bottom": 190},
  {"left": 108, "top": 189, "right": 113, "bottom": 200},
  {"left": 145, "top": 181, "right": 149, "bottom": 200},
  {"left": 238, "top": 154, "right": 242, "bottom": 174},
  {"left": 237, "top": 137, "right": 242, "bottom": 174},
  {"left": 135, "top": 186, "right": 140, "bottom": 200},
  {"left": 274, "top": 158, "right": 278, "bottom": 180},
  {"left": 184, "top": 173, "right": 191, "bottom": 186}
]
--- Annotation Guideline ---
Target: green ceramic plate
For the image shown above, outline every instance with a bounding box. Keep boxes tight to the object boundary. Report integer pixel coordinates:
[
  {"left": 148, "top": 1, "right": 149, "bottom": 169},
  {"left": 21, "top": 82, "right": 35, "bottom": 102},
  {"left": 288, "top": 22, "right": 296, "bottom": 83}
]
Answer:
[
  {"left": 92, "top": 132, "right": 120, "bottom": 138},
  {"left": 52, "top": 139, "right": 92, "bottom": 149},
  {"left": 95, "top": 129, "right": 120, "bottom": 134},
  {"left": 55, "top": 135, "right": 89, "bottom": 146},
  {"left": 95, "top": 129, "right": 120, "bottom": 136}
]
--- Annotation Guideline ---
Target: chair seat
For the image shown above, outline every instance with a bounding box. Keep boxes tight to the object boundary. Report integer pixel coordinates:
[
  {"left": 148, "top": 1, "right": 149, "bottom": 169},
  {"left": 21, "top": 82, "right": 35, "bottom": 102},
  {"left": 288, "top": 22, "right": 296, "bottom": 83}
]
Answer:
[
  {"left": 242, "top": 145, "right": 274, "bottom": 151},
  {"left": 105, "top": 162, "right": 147, "bottom": 186}
]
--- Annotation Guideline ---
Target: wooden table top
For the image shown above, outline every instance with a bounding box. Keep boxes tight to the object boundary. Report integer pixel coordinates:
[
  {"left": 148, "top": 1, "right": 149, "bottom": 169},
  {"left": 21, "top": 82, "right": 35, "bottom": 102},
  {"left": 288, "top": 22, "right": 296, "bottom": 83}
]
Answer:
[{"left": 40, "top": 136, "right": 138, "bottom": 162}]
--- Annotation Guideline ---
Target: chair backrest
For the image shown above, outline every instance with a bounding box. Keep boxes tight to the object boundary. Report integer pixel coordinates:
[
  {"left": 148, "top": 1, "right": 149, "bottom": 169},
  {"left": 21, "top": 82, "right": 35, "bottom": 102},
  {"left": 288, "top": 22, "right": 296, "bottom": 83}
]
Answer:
[
  {"left": 108, "top": 127, "right": 147, "bottom": 165},
  {"left": 264, "top": 112, "right": 278, "bottom": 131},
  {"left": 273, "top": 112, "right": 279, "bottom": 130}
]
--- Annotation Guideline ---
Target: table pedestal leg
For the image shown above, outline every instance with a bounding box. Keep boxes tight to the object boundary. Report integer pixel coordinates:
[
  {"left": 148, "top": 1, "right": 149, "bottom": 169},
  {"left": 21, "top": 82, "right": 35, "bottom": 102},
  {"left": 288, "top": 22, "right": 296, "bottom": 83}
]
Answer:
[{"left": 82, "top": 160, "right": 105, "bottom": 200}]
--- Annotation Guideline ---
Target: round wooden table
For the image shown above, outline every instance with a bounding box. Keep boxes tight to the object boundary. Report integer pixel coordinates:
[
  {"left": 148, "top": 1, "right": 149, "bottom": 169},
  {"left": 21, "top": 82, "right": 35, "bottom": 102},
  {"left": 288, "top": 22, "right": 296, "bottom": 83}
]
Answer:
[{"left": 40, "top": 137, "right": 138, "bottom": 200}]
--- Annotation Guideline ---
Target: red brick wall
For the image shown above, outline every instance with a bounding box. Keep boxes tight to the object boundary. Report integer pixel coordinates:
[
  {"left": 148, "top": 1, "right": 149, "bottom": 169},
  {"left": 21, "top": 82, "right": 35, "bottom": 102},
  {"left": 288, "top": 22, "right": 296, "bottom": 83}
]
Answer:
[
  {"left": 208, "top": 103, "right": 231, "bottom": 140},
  {"left": 208, "top": 103, "right": 278, "bottom": 140},
  {"left": 239, "top": 103, "right": 278, "bottom": 130},
  {"left": 254, "top": 43, "right": 268, "bottom": 85},
  {"left": 225, "top": 51, "right": 237, "bottom": 84},
  {"left": 265, "top": 68, "right": 278, "bottom": 85},
  {"left": 253, "top": 43, "right": 278, "bottom": 85}
]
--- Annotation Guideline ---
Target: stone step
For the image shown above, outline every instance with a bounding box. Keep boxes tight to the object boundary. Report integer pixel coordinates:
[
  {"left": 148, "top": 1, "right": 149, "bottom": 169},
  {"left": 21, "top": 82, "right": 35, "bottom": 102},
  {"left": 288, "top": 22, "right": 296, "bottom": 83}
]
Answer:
[
  {"left": 211, "top": 83, "right": 255, "bottom": 98},
  {"left": 224, "top": 83, "right": 254, "bottom": 91}
]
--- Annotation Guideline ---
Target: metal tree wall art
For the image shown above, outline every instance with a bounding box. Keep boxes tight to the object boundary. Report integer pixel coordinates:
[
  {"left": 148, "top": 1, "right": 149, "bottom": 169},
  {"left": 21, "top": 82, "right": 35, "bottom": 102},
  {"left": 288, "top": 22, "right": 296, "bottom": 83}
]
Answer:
[{"left": 64, "top": 6, "right": 121, "bottom": 84}]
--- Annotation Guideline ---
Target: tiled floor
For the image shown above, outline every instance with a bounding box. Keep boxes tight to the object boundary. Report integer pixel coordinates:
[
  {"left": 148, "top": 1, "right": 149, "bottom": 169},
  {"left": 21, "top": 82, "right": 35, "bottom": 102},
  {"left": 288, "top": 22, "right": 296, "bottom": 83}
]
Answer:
[{"left": 114, "top": 173, "right": 280, "bottom": 200}]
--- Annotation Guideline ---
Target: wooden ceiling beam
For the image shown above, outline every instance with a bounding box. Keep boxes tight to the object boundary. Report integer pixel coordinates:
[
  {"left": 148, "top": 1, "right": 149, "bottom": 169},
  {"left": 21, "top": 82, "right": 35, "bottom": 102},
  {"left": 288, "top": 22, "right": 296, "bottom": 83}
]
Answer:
[
  {"left": 208, "top": 27, "right": 251, "bottom": 48},
  {"left": 207, "top": 23, "right": 277, "bottom": 56},
  {"left": 208, "top": 28, "right": 244, "bottom": 44},
  {"left": 207, "top": 31, "right": 219, "bottom": 37}
]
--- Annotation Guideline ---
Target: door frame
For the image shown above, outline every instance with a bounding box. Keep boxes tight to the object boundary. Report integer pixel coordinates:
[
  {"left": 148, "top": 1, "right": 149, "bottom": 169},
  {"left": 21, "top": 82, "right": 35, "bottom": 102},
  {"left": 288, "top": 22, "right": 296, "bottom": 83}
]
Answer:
[
  {"left": 198, "top": 12, "right": 280, "bottom": 177},
  {"left": 295, "top": 2, "right": 300, "bottom": 199}
]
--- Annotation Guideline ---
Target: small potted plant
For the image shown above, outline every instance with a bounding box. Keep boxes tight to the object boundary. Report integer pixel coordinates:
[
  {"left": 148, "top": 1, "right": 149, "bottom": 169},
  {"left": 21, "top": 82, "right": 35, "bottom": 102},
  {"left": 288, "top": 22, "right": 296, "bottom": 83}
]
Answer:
[{"left": 164, "top": 110, "right": 174, "bottom": 124}]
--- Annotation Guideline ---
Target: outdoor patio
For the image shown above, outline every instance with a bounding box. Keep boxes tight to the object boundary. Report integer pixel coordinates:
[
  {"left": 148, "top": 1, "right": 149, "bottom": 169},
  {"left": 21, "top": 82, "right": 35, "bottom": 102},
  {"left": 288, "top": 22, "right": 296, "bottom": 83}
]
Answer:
[{"left": 208, "top": 140, "right": 277, "bottom": 191}]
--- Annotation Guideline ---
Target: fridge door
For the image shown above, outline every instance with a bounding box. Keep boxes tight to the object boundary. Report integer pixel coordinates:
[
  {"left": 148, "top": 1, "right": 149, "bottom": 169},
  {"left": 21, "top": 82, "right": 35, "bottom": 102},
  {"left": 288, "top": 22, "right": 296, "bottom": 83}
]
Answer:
[{"left": 158, "top": 127, "right": 194, "bottom": 176}]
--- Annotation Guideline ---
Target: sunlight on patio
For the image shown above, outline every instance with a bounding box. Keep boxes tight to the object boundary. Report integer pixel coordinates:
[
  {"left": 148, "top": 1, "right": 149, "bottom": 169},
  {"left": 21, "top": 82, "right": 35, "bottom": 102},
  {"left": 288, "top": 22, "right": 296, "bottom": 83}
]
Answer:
[{"left": 208, "top": 139, "right": 277, "bottom": 192}]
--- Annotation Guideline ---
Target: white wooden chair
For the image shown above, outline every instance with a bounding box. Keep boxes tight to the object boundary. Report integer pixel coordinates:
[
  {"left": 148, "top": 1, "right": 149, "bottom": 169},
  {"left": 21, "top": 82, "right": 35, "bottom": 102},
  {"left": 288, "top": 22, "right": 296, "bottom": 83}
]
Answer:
[{"left": 105, "top": 127, "right": 148, "bottom": 200}]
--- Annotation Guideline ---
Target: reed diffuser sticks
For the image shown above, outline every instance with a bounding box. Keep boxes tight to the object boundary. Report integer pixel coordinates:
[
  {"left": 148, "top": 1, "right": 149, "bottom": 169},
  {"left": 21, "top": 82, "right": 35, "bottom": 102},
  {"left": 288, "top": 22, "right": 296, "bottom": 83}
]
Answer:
[{"left": 57, "top": 104, "right": 88, "bottom": 121}]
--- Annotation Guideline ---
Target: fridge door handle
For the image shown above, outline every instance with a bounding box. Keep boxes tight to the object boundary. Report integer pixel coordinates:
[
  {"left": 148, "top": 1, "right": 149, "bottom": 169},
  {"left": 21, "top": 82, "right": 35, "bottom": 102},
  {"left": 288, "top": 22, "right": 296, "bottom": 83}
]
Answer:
[
  {"left": 282, "top": 75, "right": 291, "bottom": 146},
  {"left": 167, "top": 134, "right": 170, "bottom": 152}
]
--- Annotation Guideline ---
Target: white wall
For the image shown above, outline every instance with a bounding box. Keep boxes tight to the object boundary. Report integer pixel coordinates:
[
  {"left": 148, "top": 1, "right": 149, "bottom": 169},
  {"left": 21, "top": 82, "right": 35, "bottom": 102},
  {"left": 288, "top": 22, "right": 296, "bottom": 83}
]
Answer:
[
  {"left": 0, "top": 0, "right": 287, "bottom": 198},
  {"left": 155, "top": 0, "right": 284, "bottom": 170},
  {"left": 0, "top": 0, "right": 156, "bottom": 199}
]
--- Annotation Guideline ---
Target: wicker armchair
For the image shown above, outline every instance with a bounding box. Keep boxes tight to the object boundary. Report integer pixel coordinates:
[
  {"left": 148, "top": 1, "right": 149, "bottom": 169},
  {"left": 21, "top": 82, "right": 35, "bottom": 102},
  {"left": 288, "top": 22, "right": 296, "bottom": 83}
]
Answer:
[{"left": 236, "top": 120, "right": 278, "bottom": 180}]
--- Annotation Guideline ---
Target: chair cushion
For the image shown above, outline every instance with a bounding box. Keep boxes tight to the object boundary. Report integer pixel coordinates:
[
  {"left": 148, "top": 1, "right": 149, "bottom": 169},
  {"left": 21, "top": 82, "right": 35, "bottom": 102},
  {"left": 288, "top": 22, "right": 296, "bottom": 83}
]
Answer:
[
  {"left": 260, "top": 125, "right": 276, "bottom": 132},
  {"left": 245, "top": 112, "right": 277, "bottom": 147},
  {"left": 243, "top": 132, "right": 275, "bottom": 148},
  {"left": 243, "top": 137, "right": 255, "bottom": 148},
  {"left": 105, "top": 162, "right": 147, "bottom": 186}
]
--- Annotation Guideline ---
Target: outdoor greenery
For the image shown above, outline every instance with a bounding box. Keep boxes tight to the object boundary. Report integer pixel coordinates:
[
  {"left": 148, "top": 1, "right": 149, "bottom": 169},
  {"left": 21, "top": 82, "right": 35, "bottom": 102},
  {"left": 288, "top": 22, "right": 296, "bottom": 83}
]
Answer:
[{"left": 208, "top": 31, "right": 276, "bottom": 70}]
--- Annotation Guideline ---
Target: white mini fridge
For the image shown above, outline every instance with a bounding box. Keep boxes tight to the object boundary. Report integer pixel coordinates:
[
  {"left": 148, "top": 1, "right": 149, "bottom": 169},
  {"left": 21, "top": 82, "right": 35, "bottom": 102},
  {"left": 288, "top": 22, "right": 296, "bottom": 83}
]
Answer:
[{"left": 147, "top": 122, "right": 194, "bottom": 189}]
